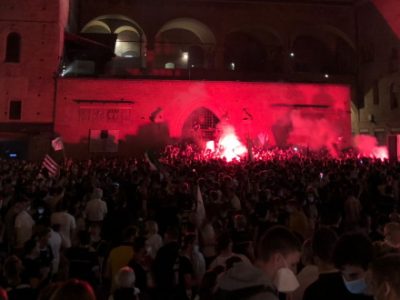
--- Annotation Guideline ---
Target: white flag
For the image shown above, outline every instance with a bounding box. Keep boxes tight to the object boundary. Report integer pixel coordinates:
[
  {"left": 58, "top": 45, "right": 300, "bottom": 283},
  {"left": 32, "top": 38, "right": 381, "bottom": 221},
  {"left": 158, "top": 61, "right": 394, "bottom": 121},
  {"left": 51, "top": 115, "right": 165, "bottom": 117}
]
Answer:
[
  {"left": 51, "top": 137, "right": 64, "bottom": 151},
  {"left": 195, "top": 185, "right": 206, "bottom": 226}
]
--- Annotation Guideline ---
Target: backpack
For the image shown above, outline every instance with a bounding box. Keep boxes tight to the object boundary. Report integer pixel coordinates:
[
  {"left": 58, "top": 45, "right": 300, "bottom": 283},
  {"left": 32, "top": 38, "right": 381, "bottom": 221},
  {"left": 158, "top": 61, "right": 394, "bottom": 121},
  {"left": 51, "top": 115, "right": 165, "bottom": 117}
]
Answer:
[{"left": 213, "top": 285, "right": 277, "bottom": 300}]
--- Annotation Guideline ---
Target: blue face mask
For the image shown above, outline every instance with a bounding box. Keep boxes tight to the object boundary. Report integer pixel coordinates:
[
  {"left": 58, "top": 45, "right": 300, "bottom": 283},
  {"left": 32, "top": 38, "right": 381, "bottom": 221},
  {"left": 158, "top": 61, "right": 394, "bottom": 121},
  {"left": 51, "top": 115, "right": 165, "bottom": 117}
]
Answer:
[{"left": 343, "top": 277, "right": 367, "bottom": 294}]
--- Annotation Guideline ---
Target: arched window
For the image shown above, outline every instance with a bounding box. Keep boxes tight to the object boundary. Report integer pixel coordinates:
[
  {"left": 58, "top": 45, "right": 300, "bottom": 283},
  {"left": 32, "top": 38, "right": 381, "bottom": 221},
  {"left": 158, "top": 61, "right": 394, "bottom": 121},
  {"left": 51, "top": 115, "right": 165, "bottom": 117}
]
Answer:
[{"left": 5, "top": 32, "right": 21, "bottom": 63}]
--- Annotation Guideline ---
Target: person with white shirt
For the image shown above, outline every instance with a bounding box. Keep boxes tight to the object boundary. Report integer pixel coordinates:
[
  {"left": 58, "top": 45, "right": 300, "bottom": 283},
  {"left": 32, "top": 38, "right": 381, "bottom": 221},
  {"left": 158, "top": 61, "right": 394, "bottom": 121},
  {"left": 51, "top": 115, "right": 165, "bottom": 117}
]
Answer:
[
  {"left": 145, "top": 220, "right": 163, "bottom": 259},
  {"left": 14, "top": 199, "right": 35, "bottom": 249},
  {"left": 85, "top": 188, "right": 108, "bottom": 223},
  {"left": 48, "top": 226, "right": 62, "bottom": 274},
  {"left": 50, "top": 201, "right": 76, "bottom": 249}
]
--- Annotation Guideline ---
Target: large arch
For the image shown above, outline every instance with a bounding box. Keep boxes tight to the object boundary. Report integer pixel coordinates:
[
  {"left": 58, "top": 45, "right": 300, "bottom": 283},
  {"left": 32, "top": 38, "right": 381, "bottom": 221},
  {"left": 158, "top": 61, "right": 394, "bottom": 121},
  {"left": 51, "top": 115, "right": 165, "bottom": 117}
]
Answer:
[
  {"left": 223, "top": 27, "right": 283, "bottom": 72},
  {"left": 81, "top": 20, "right": 111, "bottom": 34},
  {"left": 290, "top": 24, "right": 356, "bottom": 75},
  {"left": 80, "top": 15, "right": 147, "bottom": 70},
  {"left": 154, "top": 18, "right": 216, "bottom": 69}
]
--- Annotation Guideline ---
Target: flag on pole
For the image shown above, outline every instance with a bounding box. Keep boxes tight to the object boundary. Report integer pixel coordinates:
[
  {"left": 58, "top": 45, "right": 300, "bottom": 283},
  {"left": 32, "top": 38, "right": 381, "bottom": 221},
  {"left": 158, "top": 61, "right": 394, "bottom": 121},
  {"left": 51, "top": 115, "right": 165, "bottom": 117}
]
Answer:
[
  {"left": 51, "top": 137, "right": 64, "bottom": 151},
  {"left": 195, "top": 185, "right": 206, "bottom": 226},
  {"left": 42, "top": 154, "right": 59, "bottom": 177}
]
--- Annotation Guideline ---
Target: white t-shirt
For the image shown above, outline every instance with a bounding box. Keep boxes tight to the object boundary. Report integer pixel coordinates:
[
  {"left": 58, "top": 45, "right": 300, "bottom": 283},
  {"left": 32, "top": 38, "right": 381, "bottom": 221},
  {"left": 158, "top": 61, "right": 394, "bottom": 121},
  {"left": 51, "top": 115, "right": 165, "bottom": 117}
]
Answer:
[
  {"left": 146, "top": 233, "right": 163, "bottom": 259},
  {"left": 48, "top": 229, "right": 62, "bottom": 274},
  {"left": 51, "top": 211, "right": 76, "bottom": 248},
  {"left": 85, "top": 198, "right": 108, "bottom": 222},
  {"left": 15, "top": 210, "right": 35, "bottom": 248}
]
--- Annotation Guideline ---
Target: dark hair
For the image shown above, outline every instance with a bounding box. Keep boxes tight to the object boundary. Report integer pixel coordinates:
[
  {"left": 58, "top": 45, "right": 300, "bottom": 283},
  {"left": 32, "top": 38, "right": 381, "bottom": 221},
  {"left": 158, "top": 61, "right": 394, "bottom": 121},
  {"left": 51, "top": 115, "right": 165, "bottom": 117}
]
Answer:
[
  {"left": 333, "top": 232, "right": 373, "bottom": 270},
  {"left": 370, "top": 254, "right": 400, "bottom": 298},
  {"left": 312, "top": 227, "right": 338, "bottom": 263},
  {"left": 225, "top": 256, "right": 243, "bottom": 270},
  {"left": 256, "top": 226, "right": 301, "bottom": 261}
]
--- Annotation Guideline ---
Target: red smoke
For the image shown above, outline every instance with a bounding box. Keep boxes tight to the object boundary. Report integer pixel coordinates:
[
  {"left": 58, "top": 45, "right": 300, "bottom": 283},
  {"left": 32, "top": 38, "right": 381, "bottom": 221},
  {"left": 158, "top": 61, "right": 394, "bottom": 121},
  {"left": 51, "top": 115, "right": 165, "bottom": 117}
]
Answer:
[{"left": 353, "top": 135, "right": 388, "bottom": 160}]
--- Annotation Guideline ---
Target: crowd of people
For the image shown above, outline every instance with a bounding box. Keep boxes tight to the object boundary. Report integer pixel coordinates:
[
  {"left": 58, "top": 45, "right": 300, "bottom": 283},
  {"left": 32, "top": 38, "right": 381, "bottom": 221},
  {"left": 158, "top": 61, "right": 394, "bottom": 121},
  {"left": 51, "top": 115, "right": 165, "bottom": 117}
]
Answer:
[{"left": 0, "top": 144, "right": 400, "bottom": 300}]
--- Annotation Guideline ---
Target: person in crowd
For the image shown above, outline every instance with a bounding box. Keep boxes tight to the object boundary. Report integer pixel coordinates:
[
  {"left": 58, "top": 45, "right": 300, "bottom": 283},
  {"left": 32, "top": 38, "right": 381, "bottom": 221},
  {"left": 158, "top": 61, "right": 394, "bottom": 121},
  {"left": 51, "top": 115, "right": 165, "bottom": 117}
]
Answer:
[
  {"left": 14, "top": 198, "right": 35, "bottom": 250},
  {"left": 66, "top": 230, "right": 99, "bottom": 286},
  {"left": 153, "top": 226, "right": 191, "bottom": 300},
  {"left": 48, "top": 225, "right": 62, "bottom": 276},
  {"left": 85, "top": 188, "right": 108, "bottom": 224},
  {"left": 145, "top": 221, "right": 162, "bottom": 260},
  {"left": 215, "top": 225, "right": 301, "bottom": 300},
  {"left": 231, "top": 214, "right": 253, "bottom": 260},
  {"left": 292, "top": 239, "right": 318, "bottom": 300},
  {"left": 50, "top": 200, "right": 76, "bottom": 249},
  {"left": 332, "top": 232, "right": 374, "bottom": 299},
  {"left": 105, "top": 227, "right": 136, "bottom": 292},
  {"left": 303, "top": 227, "right": 352, "bottom": 300},
  {"left": 368, "top": 254, "right": 400, "bottom": 300},
  {"left": 209, "top": 232, "right": 251, "bottom": 270},
  {"left": 128, "top": 237, "right": 150, "bottom": 297},
  {"left": 111, "top": 266, "right": 140, "bottom": 300},
  {"left": 4, "top": 255, "right": 36, "bottom": 300}
]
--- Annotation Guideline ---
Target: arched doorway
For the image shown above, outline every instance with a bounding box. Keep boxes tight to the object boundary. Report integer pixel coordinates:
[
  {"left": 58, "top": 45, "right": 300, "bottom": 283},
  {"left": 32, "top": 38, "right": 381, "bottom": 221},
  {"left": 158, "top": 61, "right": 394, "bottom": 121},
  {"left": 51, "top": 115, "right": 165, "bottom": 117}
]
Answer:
[
  {"left": 155, "top": 18, "right": 216, "bottom": 69},
  {"left": 182, "top": 107, "right": 220, "bottom": 142}
]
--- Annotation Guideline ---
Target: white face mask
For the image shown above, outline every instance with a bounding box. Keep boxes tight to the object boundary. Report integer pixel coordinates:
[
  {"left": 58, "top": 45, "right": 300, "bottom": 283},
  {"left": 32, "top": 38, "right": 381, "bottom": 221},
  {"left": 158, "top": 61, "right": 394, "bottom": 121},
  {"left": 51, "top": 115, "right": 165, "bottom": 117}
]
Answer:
[{"left": 274, "top": 263, "right": 300, "bottom": 293}]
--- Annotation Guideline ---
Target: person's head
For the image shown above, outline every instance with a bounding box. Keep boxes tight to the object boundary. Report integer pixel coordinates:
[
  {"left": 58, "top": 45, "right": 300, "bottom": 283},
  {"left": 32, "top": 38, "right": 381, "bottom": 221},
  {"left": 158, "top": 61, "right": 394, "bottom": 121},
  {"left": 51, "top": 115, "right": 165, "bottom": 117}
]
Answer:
[
  {"left": 368, "top": 254, "right": 400, "bottom": 300},
  {"left": 91, "top": 188, "right": 103, "bottom": 200},
  {"left": 145, "top": 220, "right": 159, "bottom": 235},
  {"left": 50, "top": 279, "right": 96, "bottom": 300},
  {"left": 383, "top": 222, "right": 400, "bottom": 248},
  {"left": 312, "top": 226, "right": 338, "bottom": 266},
  {"left": 115, "top": 266, "right": 136, "bottom": 289},
  {"left": 256, "top": 226, "right": 301, "bottom": 293},
  {"left": 333, "top": 232, "right": 374, "bottom": 294}
]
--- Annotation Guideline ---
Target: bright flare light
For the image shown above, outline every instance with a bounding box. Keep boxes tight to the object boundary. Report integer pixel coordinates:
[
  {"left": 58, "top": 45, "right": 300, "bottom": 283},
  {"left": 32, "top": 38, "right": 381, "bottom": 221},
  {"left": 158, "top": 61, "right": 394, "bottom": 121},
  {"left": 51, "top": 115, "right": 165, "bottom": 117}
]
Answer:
[
  {"left": 218, "top": 126, "right": 247, "bottom": 162},
  {"left": 206, "top": 140, "right": 215, "bottom": 152},
  {"left": 372, "top": 146, "right": 388, "bottom": 161}
]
